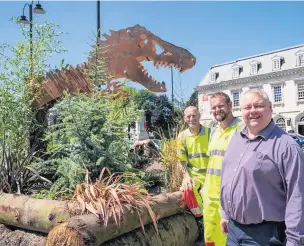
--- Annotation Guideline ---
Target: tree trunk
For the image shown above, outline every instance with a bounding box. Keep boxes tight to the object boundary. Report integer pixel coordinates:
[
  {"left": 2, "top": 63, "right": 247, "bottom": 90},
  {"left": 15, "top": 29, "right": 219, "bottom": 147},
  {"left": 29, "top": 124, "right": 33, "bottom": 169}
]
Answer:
[
  {"left": 46, "top": 192, "right": 184, "bottom": 246},
  {"left": 0, "top": 213, "right": 198, "bottom": 246},
  {"left": 103, "top": 213, "right": 198, "bottom": 246},
  {"left": 0, "top": 193, "right": 71, "bottom": 233},
  {"left": 0, "top": 191, "right": 184, "bottom": 238}
]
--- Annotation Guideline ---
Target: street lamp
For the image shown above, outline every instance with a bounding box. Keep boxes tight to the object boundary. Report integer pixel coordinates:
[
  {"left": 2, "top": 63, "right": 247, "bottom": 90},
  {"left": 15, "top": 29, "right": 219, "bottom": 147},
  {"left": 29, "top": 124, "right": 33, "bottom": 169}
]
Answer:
[
  {"left": 97, "top": 0, "right": 101, "bottom": 40},
  {"left": 18, "top": 1, "right": 46, "bottom": 73}
]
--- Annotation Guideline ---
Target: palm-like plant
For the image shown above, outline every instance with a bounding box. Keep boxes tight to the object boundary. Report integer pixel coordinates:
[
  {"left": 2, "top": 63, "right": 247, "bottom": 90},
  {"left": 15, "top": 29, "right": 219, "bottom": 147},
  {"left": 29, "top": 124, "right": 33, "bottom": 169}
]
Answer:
[{"left": 71, "top": 164, "right": 158, "bottom": 233}]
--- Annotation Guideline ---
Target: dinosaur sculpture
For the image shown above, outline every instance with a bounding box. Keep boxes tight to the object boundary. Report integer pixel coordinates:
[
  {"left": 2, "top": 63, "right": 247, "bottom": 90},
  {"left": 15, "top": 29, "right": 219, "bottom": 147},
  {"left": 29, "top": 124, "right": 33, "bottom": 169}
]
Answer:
[{"left": 34, "top": 24, "right": 196, "bottom": 108}]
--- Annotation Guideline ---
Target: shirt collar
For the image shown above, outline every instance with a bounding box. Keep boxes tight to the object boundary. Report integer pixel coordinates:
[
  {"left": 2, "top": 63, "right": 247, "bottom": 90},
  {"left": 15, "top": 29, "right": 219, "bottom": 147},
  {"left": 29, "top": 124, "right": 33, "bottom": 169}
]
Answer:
[
  {"left": 240, "top": 120, "right": 275, "bottom": 140},
  {"left": 228, "top": 117, "right": 240, "bottom": 128},
  {"left": 188, "top": 124, "right": 204, "bottom": 137},
  {"left": 217, "top": 117, "right": 240, "bottom": 131}
]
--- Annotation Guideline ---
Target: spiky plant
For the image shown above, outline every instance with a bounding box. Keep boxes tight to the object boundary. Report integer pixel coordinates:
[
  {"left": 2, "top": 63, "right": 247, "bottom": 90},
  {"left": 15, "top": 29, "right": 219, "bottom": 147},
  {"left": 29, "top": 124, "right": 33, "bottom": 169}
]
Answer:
[{"left": 71, "top": 164, "right": 158, "bottom": 233}]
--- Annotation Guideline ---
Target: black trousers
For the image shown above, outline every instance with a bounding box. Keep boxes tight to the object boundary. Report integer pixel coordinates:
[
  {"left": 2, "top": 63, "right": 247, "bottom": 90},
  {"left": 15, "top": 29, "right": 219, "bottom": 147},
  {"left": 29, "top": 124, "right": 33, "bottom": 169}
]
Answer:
[{"left": 227, "top": 220, "right": 286, "bottom": 246}]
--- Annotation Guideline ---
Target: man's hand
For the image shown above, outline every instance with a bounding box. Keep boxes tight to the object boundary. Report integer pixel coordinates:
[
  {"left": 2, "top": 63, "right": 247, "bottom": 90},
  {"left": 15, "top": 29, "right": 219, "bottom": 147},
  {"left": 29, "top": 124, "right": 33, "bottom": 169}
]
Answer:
[
  {"left": 181, "top": 174, "right": 194, "bottom": 191},
  {"left": 220, "top": 219, "right": 229, "bottom": 234}
]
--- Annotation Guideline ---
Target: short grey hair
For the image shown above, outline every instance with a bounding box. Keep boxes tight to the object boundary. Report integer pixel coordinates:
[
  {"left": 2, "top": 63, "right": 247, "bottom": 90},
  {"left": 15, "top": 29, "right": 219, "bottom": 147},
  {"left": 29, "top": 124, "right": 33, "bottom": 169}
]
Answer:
[
  {"left": 184, "top": 106, "right": 199, "bottom": 115},
  {"left": 241, "top": 88, "right": 271, "bottom": 107}
]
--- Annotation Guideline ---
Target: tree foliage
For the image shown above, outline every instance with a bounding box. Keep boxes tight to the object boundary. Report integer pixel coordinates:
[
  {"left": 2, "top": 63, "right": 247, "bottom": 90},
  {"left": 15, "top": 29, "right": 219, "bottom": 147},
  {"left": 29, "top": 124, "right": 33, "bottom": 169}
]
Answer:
[
  {"left": 37, "top": 93, "right": 142, "bottom": 192},
  {"left": 185, "top": 90, "right": 198, "bottom": 108},
  {"left": 130, "top": 89, "right": 175, "bottom": 137},
  {"left": 145, "top": 95, "right": 174, "bottom": 134},
  {"left": 0, "top": 18, "right": 66, "bottom": 193}
]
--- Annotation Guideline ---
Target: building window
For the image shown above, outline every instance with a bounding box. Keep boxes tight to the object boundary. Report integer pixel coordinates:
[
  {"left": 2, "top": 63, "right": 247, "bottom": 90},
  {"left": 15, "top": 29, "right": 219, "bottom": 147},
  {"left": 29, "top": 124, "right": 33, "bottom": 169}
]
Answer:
[
  {"left": 295, "top": 50, "right": 304, "bottom": 66},
  {"left": 250, "top": 64, "right": 258, "bottom": 75},
  {"left": 210, "top": 72, "right": 218, "bottom": 82},
  {"left": 233, "top": 68, "right": 239, "bottom": 78},
  {"left": 273, "top": 86, "right": 282, "bottom": 103},
  {"left": 249, "top": 60, "right": 261, "bottom": 75},
  {"left": 232, "top": 92, "right": 240, "bottom": 107},
  {"left": 273, "top": 59, "right": 281, "bottom": 70},
  {"left": 296, "top": 54, "right": 304, "bottom": 66},
  {"left": 276, "top": 118, "right": 286, "bottom": 131},
  {"left": 298, "top": 83, "right": 304, "bottom": 100},
  {"left": 232, "top": 64, "right": 242, "bottom": 78}
]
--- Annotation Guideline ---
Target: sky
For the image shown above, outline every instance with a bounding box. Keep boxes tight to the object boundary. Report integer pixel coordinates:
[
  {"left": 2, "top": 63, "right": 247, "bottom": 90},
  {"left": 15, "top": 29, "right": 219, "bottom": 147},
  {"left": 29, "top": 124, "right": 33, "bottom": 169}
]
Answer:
[{"left": 2, "top": 1, "right": 304, "bottom": 101}]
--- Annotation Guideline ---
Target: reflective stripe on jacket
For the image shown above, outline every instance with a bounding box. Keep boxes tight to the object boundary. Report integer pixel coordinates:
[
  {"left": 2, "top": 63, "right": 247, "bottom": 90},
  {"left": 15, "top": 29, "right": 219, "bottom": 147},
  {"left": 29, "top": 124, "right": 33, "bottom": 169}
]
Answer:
[
  {"left": 203, "top": 118, "right": 244, "bottom": 198},
  {"left": 177, "top": 125, "right": 210, "bottom": 181}
]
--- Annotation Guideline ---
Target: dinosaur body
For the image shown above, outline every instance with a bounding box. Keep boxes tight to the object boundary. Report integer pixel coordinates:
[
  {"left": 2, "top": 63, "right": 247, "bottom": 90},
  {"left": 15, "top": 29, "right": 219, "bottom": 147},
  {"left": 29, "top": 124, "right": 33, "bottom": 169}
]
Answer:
[{"left": 34, "top": 24, "right": 196, "bottom": 108}]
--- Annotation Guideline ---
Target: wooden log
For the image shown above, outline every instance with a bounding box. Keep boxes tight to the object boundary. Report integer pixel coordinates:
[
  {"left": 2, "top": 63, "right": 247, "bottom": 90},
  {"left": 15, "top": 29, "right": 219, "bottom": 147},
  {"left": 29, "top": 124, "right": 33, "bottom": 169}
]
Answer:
[
  {"left": 0, "top": 193, "right": 71, "bottom": 233},
  {"left": 46, "top": 192, "right": 184, "bottom": 246},
  {"left": 103, "top": 213, "right": 198, "bottom": 246},
  {"left": 0, "top": 213, "right": 198, "bottom": 246}
]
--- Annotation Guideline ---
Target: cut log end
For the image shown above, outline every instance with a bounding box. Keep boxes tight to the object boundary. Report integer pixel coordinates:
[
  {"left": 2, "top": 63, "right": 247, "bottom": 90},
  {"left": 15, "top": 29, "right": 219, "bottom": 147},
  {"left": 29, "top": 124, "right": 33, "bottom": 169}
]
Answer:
[{"left": 46, "top": 222, "right": 84, "bottom": 246}]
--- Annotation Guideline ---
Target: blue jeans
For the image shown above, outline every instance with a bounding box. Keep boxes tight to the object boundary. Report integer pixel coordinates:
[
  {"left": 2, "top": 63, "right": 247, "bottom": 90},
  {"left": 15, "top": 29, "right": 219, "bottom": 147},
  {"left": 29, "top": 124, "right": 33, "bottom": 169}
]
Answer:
[{"left": 226, "top": 220, "right": 286, "bottom": 246}]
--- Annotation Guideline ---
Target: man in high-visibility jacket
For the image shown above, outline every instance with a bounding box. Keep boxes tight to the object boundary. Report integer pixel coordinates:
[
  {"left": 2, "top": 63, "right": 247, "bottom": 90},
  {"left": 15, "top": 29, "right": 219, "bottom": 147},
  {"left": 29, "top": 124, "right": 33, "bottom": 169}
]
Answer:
[
  {"left": 177, "top": 106, "right": 210, "bottom": 241},
  {"left": 203, "top": 92, "right": 244, "bottom": 246}
]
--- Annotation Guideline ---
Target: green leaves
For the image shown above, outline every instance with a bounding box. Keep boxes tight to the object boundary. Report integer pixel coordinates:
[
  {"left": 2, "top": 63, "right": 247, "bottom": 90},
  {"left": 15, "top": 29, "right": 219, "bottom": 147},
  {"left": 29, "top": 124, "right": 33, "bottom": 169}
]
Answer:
[
  {"left": 0, "top": 18, "right": 67, "bottom": 193},
  {"left": 40, "top": 93, "right": 141, "bottom": 192}
]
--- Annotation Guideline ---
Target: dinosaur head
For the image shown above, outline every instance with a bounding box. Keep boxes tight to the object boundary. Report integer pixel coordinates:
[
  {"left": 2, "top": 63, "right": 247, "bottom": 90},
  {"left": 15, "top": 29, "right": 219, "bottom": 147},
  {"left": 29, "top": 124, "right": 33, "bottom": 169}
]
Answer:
[{"left": 99, "top": 24, "right": 196, "bottom": 93}]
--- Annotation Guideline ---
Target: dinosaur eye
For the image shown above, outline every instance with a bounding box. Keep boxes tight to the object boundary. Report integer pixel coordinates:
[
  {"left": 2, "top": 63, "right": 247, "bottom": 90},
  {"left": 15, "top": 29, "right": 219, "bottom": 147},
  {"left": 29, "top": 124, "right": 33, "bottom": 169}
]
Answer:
[{"left": 164, "top": 52, "right": 173, "bottom": 56}]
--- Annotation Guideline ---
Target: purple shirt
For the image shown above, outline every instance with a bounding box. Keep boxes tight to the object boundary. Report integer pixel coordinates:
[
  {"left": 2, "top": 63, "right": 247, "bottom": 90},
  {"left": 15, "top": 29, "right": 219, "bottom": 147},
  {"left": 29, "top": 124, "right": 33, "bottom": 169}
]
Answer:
[{"left": 220, "top": 120, "right": 304, "bottom": 246}]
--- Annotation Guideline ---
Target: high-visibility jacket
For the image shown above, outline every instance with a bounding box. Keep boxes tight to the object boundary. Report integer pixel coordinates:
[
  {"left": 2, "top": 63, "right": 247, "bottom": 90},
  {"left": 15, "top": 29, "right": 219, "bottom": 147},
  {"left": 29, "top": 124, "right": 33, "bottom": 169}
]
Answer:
[
  {"left": 203, "top": 117, "right": 244, "bottom": 246},
  {"left": 177, "top": 125, "right": 210, "bottom": 219},
  {"left": 177, "top": 125, "right": 210, "bottom": 183},
  {"left": 203, "top": 117, "right": 244, "bottom": 198}
]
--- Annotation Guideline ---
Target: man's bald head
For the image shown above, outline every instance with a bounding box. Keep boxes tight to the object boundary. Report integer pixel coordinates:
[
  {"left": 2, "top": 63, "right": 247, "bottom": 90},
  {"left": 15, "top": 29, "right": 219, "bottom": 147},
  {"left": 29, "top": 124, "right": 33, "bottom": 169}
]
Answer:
[
  {"left": 184, "top": 106, "right": 199, "bottom": 116},
  {"left": 184, "top": 106, "right": 201, "bottom": 129}
]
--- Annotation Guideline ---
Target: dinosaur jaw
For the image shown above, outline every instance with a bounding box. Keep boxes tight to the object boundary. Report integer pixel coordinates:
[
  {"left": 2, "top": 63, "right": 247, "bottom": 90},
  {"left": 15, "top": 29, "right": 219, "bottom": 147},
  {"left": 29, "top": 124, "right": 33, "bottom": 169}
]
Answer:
[
  {"left": 133, "top": 58, "right": 185, "bottom": 93},
  {"left": 153, "top": 60, "right": 183, "bottom": 72},
  {"left": 129, "top": 60, "right": 166, "bottom": 92}
]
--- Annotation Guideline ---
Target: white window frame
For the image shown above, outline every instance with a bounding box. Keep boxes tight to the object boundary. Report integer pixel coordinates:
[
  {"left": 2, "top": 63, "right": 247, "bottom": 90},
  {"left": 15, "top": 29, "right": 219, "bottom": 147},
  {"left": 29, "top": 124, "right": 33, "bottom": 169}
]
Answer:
[
  {"left": 231, "top": 64, "right": 242, "bottom": 78},
  {"left": 294, "top": 80, "right": 304, "bottom": 105},
  {"left": 297, "top": 82, "right": 304, "bottom": 101},
  {"left": 295, "top": 50, "right": 304, "bottom": 67},
  {"left": 271, "top": 55, "right": 283, "bottom": 71},
  {"left": 249, "top": 60, "right": 260, "bottom": 75},
  {"left": 210, "top": 72, "right": 218, "bottom": 83},
  {"left": 233, "top": 68, "right": 239, "bottom": 78},
  {"left": 276, "top": 117, "right": 286, "bottom": 131},
  {"left": 273, "top": 86, "right": 282, "bottom": 103},
  {"left": 273, "top": 59, "right": 280, "bottom": 70},
  {"left": 231, "top": 90, "right": 240, "bottom": 109},
  {"left": 271, "top": 83, "right": 284, "bottom": 106}
]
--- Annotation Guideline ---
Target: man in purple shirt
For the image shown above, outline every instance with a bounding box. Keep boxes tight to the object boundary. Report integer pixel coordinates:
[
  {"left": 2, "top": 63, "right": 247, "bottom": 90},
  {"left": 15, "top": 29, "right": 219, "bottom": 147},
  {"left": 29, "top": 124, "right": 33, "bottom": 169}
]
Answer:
[{"left": 220, "top": 89, "right": 304, "bottom": 246}]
